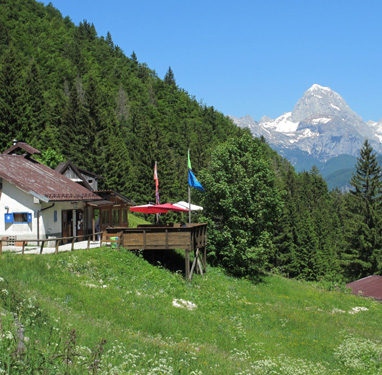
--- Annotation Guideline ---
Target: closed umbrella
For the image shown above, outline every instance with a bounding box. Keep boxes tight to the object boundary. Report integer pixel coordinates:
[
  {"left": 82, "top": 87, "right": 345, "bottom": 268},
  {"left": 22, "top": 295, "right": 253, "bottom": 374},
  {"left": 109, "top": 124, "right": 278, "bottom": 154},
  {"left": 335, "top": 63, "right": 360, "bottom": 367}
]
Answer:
[{"left": 174, "top": 201, "right": 203, "bottom": 211}]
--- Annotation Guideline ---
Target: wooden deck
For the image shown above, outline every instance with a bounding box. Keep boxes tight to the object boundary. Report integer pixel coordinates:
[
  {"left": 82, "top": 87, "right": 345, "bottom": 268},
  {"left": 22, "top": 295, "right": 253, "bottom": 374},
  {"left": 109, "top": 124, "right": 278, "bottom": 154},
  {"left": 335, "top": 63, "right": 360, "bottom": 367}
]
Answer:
[{"left": 106, "top": 223, "right": 207, "bottom": 280}]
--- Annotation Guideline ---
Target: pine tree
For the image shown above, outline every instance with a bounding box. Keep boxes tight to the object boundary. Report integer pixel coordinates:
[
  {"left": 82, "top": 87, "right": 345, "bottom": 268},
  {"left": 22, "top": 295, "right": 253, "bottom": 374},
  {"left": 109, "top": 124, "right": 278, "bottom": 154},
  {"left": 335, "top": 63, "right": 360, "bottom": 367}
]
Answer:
[
  {"left": 164, "top": 66, "right": 176, "bottom": 87},
  {"left": 60, "top": 78, "right": 91, "bottom": 167},
  {"left": 20, "top": 59, "right": 47, "bottom": 147},
  {"left": 343, "top": 140, "right": 382, "bottom": 278},
  {"left": 0, "top": 45, "right": 24, "bottom": 149}
]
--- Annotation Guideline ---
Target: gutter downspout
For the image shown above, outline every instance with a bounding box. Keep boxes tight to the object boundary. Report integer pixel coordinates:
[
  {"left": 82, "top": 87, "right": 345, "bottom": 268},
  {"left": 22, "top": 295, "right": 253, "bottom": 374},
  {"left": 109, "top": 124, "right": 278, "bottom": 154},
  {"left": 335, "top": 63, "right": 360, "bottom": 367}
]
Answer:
[{"left": 37, "top": 203, "right": 55, "bottom": 241}]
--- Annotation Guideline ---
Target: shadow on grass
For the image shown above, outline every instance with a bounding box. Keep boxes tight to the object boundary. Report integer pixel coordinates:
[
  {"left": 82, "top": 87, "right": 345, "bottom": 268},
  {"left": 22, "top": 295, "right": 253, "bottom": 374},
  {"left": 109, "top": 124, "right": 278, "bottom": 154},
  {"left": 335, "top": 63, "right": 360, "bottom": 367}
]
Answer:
[
  {"left": 140, "top": 249, "right": 187, "bottom": 276},
  {"left": 130, "top": 248, "right": 267, "bottom": 283}
]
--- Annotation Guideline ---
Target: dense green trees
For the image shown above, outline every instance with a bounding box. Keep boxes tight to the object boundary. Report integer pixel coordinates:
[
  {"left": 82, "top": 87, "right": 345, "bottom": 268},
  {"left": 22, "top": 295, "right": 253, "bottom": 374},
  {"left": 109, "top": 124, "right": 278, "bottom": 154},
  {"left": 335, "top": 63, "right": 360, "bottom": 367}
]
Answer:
[{"left": 199, "top": 133, "right": 282, "bottom": 277}]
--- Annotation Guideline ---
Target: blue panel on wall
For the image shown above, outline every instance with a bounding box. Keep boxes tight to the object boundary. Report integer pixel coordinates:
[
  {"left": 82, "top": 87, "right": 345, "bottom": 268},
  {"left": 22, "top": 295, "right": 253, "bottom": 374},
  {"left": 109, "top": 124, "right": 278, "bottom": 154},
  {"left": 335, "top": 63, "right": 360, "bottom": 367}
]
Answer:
[
  {"left": 5, "top": 213, "right": 13, "bottom": 223},
  {"left": 27, "top": 213, "right": 32, "bottom": 223}
]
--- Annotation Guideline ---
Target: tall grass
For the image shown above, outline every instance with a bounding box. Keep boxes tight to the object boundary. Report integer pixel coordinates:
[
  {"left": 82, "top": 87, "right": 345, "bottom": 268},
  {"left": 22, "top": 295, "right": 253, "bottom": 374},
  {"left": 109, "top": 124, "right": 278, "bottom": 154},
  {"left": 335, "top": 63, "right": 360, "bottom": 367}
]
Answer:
[{"left": 0, "top": 248, "right": 381, "bottom": 374}]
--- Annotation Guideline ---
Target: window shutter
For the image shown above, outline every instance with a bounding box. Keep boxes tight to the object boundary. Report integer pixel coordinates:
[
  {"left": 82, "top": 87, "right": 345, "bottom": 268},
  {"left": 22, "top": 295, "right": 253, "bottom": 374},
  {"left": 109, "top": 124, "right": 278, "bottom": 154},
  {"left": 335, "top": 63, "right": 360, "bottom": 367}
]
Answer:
[{"left": 5, "top": 213, "right": 13, "bottom": 223}]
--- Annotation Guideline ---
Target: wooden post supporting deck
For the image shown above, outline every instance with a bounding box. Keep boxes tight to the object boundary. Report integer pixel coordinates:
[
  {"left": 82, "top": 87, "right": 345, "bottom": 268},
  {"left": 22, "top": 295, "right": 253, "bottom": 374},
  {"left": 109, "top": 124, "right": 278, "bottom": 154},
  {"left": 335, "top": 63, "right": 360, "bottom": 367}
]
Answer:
[
  {"left": 185, "top": 249, "right": 190, "bottom": 280},
  {"left": 39, "top": 240, "right": 44, "bottom": 254}
]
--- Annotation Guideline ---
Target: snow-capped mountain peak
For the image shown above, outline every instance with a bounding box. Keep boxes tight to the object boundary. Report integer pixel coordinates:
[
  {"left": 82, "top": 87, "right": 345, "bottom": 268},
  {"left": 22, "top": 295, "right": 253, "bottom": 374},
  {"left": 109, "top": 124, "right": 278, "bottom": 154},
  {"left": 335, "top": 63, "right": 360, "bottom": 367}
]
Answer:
[
  {"left": 230, "top": 84, "right": 382, "bottom": 162},
  {"left": 308, "top": 83, "right": 331, "bottom": 93},
  {"left": 290, "top": 84, "right": 358, "bottom": 123}
]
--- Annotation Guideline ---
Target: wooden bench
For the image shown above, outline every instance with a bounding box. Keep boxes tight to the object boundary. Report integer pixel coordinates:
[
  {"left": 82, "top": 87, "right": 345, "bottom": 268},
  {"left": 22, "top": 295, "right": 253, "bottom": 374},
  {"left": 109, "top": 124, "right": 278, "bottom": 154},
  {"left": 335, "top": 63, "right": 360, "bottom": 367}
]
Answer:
[{"left": 100, "top": 231, "right": 122, "bottom": 248}]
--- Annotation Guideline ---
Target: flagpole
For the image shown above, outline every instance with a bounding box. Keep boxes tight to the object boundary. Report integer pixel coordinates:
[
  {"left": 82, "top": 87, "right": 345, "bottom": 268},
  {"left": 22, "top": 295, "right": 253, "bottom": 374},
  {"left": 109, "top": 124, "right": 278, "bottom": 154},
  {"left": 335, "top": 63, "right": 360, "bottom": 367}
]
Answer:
[
  {"left": 188, "top": 149, "right": 191, "bottom": 226},
  {"left": 188, "top": 184, "right": 191, "bottom": 226},
  {"left": 154, "top": 161, "right": 159, "bottom": 224}
]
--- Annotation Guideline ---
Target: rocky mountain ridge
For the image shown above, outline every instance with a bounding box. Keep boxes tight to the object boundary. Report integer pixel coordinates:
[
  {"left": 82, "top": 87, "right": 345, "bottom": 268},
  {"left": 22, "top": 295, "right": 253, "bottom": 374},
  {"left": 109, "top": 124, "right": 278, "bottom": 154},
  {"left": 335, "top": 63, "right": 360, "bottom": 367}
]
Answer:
[{"left": 230, "top": 84, "right": 382, "bottom": 163}]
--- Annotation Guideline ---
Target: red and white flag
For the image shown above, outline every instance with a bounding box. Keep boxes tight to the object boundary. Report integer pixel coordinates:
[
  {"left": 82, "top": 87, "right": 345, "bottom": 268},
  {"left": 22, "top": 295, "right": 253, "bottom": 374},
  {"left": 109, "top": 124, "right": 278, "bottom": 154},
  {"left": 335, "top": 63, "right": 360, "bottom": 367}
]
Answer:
[{"left": 154, "top": 161, "right": 160, "bottom": 204}]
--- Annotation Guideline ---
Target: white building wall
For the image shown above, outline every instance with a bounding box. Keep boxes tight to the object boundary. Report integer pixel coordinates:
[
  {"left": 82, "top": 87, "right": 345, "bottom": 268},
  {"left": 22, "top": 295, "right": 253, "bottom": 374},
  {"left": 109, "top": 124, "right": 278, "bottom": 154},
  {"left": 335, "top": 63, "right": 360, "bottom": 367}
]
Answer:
[{"left": 0, "top": 180, "right": 87, "bottom": 240}]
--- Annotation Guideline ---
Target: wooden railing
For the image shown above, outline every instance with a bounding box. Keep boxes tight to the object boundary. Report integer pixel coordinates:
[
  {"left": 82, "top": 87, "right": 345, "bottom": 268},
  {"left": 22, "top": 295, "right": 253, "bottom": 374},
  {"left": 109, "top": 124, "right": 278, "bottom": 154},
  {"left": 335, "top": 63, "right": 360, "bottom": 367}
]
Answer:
[
  {"left": 100, "top": 231, "right": 123, "bottom": 248},
  {"left": 0, "top": 232, "right": 103, "bottom": 255}
]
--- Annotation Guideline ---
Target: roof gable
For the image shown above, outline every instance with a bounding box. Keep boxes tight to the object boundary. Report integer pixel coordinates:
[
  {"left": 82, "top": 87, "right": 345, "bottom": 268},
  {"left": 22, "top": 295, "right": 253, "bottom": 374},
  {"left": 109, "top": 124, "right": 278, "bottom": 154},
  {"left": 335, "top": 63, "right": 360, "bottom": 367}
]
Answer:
[
  {"left": 56, "top": 160, "right": 102, "bottom": 191},
  {"left": 3, "top": 142, "right": 41, "bottom": 156}
]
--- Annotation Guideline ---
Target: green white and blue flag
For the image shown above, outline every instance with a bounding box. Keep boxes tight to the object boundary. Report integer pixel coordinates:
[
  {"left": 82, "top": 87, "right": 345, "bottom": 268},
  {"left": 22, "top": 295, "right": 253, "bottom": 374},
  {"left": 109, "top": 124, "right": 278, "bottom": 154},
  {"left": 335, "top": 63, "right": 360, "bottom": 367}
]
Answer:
[{"left": 188, "top": 150, "right": 204, "bottom": 192}]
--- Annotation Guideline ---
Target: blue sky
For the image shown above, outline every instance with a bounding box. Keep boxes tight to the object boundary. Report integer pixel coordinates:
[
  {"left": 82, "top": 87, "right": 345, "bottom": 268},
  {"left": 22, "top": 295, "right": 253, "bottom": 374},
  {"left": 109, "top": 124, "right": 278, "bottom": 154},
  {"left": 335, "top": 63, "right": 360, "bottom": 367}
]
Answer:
[{"left": 39, "top": 0, "right": 382, "bottom": 122}]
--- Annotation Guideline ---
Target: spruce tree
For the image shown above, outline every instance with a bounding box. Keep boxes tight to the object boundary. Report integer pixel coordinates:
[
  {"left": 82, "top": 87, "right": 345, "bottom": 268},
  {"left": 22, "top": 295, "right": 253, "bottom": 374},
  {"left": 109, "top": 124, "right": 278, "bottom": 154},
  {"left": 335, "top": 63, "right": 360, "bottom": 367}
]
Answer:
[
  {"left": 0, "top": 45, "right": 24, "bottom": 149},
  {"left": 343, "top": 140, "right": 382, "bottom": 278},
  {"left": 164, "top": 66, "right": 176, "bottom": 87},
  {"left": 60, "top": 79, "right": 91, "bottom": 168}
]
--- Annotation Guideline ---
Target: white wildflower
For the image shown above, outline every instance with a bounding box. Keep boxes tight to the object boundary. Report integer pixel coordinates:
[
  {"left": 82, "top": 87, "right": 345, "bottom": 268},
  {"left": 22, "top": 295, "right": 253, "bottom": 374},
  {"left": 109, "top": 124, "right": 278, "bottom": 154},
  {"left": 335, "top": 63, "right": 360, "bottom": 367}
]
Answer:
[
  {"left": 348, "top": 306, "right": 369, "bottom": 314},
  {"left": 331, "top": 308, "right": 346, "bottom": 314},
  {"left": 335, "top": 335, "right": 382, "bottom": 371},
  {"left": 172, "top": 298, "right": 197, "bottom": 311}
]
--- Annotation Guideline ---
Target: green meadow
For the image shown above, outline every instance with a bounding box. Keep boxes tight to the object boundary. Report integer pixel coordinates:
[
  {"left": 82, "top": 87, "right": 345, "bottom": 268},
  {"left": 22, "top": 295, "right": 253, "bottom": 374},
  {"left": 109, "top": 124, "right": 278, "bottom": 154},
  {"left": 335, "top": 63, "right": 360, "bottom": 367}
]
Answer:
[{"left": 0, "top": 246, "right": 381, "bottom": 374}]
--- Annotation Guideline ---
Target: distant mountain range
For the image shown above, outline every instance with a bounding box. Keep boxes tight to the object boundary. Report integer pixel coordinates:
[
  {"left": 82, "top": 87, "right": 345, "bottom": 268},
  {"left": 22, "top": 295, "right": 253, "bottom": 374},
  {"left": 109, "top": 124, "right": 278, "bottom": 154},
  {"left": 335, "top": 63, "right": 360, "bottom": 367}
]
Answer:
[{"left": 229, "top": 84, "right": 382, "bottom": 190}]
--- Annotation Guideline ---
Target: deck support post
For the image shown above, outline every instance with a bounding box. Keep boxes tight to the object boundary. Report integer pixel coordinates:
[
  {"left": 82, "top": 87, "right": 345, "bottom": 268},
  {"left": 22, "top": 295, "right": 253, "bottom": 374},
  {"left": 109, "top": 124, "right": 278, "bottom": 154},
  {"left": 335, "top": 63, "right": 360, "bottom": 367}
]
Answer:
[
  {"left": 203, "top": 246, "right": 207, "bottom": 273},
  {"left": 40, "top": 240, "right": 44, "bottom": 254},
  {"left": 185, "top": 249, "right": 190, "bottom": 280}
]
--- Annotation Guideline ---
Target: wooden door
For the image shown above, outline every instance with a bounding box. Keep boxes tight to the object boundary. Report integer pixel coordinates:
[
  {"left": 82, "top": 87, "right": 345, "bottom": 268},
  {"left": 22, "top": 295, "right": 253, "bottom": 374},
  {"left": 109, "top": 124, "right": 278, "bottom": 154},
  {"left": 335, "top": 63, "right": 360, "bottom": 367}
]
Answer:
[{"left": 62, "top": 210, "right": 72, "bottom": 243}]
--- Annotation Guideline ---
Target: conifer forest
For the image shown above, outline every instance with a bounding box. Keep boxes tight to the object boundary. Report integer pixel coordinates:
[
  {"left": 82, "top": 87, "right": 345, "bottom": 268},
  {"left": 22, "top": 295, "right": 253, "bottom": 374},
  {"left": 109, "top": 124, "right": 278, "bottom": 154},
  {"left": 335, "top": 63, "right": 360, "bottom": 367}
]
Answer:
[{"left": 1, "top": 0, "right": 381, "bottom": 283}]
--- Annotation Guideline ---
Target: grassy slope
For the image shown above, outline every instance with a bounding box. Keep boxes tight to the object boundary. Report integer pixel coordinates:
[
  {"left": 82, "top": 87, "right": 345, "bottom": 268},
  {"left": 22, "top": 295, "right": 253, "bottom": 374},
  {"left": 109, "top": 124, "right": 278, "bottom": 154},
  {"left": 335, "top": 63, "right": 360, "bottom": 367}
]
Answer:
[
  {"left": 0, "top": 248, "right": 381, "bottom": 374},
  {"left": 128, "top": 212, "right": 151, "bottom": 228}
]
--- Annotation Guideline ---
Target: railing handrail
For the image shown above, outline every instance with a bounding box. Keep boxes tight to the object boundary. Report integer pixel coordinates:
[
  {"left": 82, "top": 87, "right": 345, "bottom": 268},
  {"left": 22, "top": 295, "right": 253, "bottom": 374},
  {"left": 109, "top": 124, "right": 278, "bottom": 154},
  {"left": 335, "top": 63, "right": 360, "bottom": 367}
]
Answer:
[
  {"left": 0, "top": 232, "right": 104, "bottom": 244},
  {"left": 0, "top": 232, "right": 104, "bottom": 255}
]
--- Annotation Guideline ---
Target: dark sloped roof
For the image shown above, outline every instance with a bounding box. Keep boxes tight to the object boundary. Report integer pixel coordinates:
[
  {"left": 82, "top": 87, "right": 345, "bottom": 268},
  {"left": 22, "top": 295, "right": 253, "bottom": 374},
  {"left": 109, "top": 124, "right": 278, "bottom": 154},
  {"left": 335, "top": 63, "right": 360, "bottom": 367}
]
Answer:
[
  {"left": 87, "top": 191, "right": 135, "bottom": 207},
  {"left": 0, "top": 155, "right": 101, "bottom": 202},
  {"left": 346, "top": 275, "right": 382, "bottom": 300},
  {"left": 3, "top": 142, "right": 41, "bottom": 155},
  {"left": 95, "top": 190, "right": 135, "bottom": 205}
]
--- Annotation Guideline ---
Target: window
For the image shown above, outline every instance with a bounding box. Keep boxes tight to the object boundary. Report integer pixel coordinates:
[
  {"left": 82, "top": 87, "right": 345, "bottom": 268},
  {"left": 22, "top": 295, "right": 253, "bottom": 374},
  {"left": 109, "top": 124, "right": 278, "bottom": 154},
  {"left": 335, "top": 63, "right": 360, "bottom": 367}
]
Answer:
[
  {"left": 101, "top": 210, "right": 109, "bottom": 225},
  {"left": 122, "top": 208, "right": 128, "bottom": 224},
  {"left": 5, "top": 212, "right": 32, "bottom": 224},
  {"left": 112, "top": 209, "right": 120, "bottom": 226}
]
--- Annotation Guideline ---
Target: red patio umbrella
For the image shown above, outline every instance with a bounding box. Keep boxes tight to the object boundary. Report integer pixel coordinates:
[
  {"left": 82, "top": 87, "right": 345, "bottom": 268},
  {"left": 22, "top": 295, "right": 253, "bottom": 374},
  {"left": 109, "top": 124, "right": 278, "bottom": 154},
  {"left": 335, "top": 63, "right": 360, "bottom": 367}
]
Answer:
[{"left": 129, "top": 203, "right": 188, "bottom": 214}]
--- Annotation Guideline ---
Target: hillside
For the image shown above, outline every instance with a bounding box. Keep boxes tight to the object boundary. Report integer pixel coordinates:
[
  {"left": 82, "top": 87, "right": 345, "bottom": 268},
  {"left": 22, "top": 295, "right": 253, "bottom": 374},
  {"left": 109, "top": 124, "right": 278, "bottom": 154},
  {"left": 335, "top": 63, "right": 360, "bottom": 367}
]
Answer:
[
  {"left": 1, "top": 248, "right": 381, "bottom": 374},
  {"left": 0, "top": 0, "right": 243, "bottom": 204}
]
